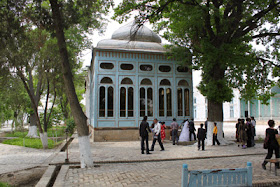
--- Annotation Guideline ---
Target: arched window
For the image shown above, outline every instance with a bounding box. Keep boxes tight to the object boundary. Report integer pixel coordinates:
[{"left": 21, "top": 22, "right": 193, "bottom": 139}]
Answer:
[
  {"left": 140, "top": 80, "right": 153, "bottom": 117},
  {"left": 100, "top": 62, "right": 114, "bottom": 69},
  {"left": 140, "top": 64, "right": 153, "bottom": 71},
  {"left": 100, "top": 77, "right": 113, "bottom": 84},
  {"left": 120, "top": 87, "right": 126, "bottom": 117},
  {"left": 159, "top": 79, "right": 172, "bottom": 117},
  {"left": 120, "top": 78, "right": 134, "bottom": 117},
  {"left": 121, "top": 78, "right": 133, "bottom": 84},
  {"left": 121, "top": 63, "right": 134, "bottom": 70},
  {"left": 140, "top": 78, "right": 152, "bottom": 85},
  {"left": 160, "top": 79, "right": 171, "bottom": 86},
  {"left": 177, "top": 66, "right": 188, "bottom": 73},
  {"left": 159, "top": 65, "right": 171, "bottom": 72},
  {"left": 99, "top": 77, "right": 114, "bottom": 117},
  {"left": 99, "top": 87, "right": 105, "bottom": 117},
  {"left": 177, "top": 80, "right": 190, "bottom": 116},
  {"left": 107, "top": 87, "right": 114, "bottom": 117},
  {"left": 159, "top": 88, "right": 164, "bottom": 116},
  {"left": 178, "top": 80, "right": 189, "bottom": 86},
  {"left": 140, "top": 88, "right": 146, "bottom": 117}
]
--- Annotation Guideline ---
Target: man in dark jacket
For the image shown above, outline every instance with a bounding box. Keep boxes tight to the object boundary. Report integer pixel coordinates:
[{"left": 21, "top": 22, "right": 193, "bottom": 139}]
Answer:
[
  {"left": 139, "top": 116, "right": 151, "bottom": 154},
  {"left": 197, "top": 124, "right": 206, "bottom": 150},
  {"left": 189, "top": 119, "right": 196, "bottom": 141}
]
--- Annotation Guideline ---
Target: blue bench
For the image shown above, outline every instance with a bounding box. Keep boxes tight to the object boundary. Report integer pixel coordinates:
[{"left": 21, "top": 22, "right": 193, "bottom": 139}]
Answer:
[{"left": 181, "top": 162, "right": 252, "bottom": 187}]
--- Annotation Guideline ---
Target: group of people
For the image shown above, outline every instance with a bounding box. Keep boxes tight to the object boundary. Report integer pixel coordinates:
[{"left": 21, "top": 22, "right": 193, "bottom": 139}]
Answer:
[
  {"left": 235, "top": 117, "right": 256, "bottom": 149},
  {"left": 139, "top": 116, "right": 165, "bottom": 154},
  {"left": 139, "top": 116, "right": 222, "bottom": 154}
]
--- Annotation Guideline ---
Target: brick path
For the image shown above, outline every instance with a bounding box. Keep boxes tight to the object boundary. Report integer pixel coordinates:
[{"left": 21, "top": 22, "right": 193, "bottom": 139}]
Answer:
[{"left": 64, "top": 155, "right": 280, "bottom": 187}]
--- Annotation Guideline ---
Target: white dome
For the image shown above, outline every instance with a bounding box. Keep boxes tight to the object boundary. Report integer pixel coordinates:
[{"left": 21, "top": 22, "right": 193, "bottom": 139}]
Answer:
[
  {"left": 111, "top": 22, "right": 161, "bottom": 43},
  {"left": 96, "top": 21, "right": 165, "bottom": 52}
]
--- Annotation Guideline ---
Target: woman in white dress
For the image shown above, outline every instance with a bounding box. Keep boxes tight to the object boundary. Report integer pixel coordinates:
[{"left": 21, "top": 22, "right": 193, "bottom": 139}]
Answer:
[{"left": 179, "top": 120, "right": 194, "bottom": 142}]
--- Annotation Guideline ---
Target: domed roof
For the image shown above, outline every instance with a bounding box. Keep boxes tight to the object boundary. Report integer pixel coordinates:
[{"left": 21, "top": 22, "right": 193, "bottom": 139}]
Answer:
[
  {"left": 96, "top": 21, "right": 165, "bottom": 52},
  {"left": 111, "top": 22, "right": 162, "bottom": 43}
]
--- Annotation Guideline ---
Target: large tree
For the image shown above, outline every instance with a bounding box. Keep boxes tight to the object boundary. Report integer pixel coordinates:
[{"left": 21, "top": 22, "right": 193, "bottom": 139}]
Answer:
[
  {"left": 21, "top": 0, "right": 112, "bottom": 167},
  {"left": 115, "top": 0, "right": 280, "bottom": 144}
]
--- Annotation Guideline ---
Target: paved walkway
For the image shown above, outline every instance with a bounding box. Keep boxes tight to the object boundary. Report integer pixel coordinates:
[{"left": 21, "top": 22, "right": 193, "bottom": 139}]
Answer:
[
  {"left": 64, "top": 154, "right": 279, "bottom": 187},
  {"left": 51, "top": 138, "right": 267, "bottom": 164},
  {"left": 0, "top": 143, "right": 56, "bottom": 174}
]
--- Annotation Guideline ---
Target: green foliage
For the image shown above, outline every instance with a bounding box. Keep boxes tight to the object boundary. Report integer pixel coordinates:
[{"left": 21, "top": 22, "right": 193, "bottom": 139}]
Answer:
[
  {"left": 114, "top": 0, "right": 280, "bottom": 105},
  {"left": 0, "top": 182, "right": 10, "bottom": 187},
  {"left": 5, "top": 131, "right": 28, "bottom": 138},
  {"left": 2, "top": 137, "right": 61, "bottom": 149},
  {"left": 47, "top": 126, "right": 66, "bottom": 137},
  {"left": 65, "top": 118, "right": 76, "bottom": 135}
]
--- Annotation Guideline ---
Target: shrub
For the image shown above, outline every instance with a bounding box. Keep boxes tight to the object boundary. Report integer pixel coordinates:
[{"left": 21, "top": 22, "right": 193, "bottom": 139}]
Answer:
[
  {"left": 65, "top": 118, "right": 75, "bottom": 135},
  {"left": 0, "top": 182, "right": 10, "bottom": 187}
]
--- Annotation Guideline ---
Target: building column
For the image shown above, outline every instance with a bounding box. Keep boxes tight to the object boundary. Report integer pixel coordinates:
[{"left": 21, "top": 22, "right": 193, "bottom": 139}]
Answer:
[
  {"left": 258, "top": 100, "right": 261, "bottom": 120},
  {"left": 270, "top": 98, "right": 273, "bottom": 119},
  {"left": 247, "top": 100, "right": 250, "bottom": 118}
]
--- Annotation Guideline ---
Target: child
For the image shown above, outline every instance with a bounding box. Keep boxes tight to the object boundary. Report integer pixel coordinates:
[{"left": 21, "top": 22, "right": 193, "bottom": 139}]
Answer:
[
  {"left": 213, "top": 123, "right": 220, "bottom": 145},
  {"left": 197, "top": 123, "right": 206, "bottom": 150}
]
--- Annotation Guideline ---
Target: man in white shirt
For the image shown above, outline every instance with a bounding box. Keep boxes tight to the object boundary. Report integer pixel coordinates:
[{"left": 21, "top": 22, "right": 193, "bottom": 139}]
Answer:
[{"left": 150, "top": 119, "right": 165, "bottom": 151}]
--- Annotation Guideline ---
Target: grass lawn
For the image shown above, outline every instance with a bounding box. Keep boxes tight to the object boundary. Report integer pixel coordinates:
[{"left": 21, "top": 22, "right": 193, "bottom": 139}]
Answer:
[
  {"left": 5, "top": 126, "right": 66, "bottom": 138},
  {"left": 0, "top": 182, "right": 10, "bottom": 187},
  {"left": 2, "top": 137, "right": 62, "bottom": 149}
]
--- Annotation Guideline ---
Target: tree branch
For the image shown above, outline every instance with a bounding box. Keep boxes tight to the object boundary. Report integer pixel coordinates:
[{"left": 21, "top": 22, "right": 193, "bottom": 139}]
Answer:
[
  {"left": 204, "top": 0, "right": 215, "bottom": 40},
  {"left": 252, "top": 32, "right": 280, "bottom": 39},
  {"left": 234, "top": 1, "right": 280, "bottom": 38},
  {"left": 17, "top": 68, "right": 44, "bottom": 133}
]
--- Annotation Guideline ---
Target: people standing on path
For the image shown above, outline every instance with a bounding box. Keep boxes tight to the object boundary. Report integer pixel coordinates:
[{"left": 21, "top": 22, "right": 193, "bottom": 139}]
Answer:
[
  {"left": 262, "top": 120, "right": 280, "bottom": 170},
  {"left": 189, "top": 119, "right": 196, "bottom": 141},
  {"left": 251, "top": 116, "right": 256, "bottom": 146},
  {"left": 204, "top": 118, "right": 208, "bottom": 139},
  {"left": 160, "top": 121, "right": 166, "bottom": 142},
  {"left": 170, "top": 118, "right": 179, "bottom": 145},
  {"left": 179, "top": 119, "right": 193, "bottom": 142},
  {"left": 236, "top": 119, "right": 241, "bottom": 143},
  {"left": 197, "top": 124, "right": 206, "bottom": 151},
  {"left": 238, "top": 119, "right": 247, "bottom": 149},
  {"left": 246, "top": 118, "right": 253, "bottom": 147},
  {"left": 150, "top": 118, "right": 165, "bottom": 151},
  {"left": 212, "top": 123, "right": 220, "bottom": 145},
  {"left": 139, "top": 116, "right": 151, "bottom": 154}
]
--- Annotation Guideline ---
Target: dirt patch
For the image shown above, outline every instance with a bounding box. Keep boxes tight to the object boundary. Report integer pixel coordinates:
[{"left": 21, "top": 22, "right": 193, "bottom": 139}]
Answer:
[
  {"left": 0, "top": 132, "right": 7, "bottom": 138},
  {"left": 0, "top": 166, "right": 47, "bottom": 187}
]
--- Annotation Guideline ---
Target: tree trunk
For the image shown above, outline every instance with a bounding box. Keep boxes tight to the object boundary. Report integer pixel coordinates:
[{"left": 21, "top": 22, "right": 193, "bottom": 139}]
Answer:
[
  {"left": 206, "top": 101, "right": 227, "bottom": 145},
  {"left": 43, "top": 78, "right": 50, "bottom": 132},
  {"left": 50, "top": 0, "right": 93, "bottom": 168},
  {"left": 27, "top": 113, "right": 39, "bottom": 138},
  {"left": 40, "top": 132, "right": 48, "bottom": 149}
]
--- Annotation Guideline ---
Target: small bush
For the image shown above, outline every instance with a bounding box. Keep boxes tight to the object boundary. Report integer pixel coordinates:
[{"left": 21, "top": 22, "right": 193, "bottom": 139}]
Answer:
[
  {"left": 2, "top": 137, "right": 62, "bottom": 149},
  {"left": 5, "top": 131, "right": 28, "bottom": 138},
  {"left": 47, "top": 126, "right": 66, "bottom": 137},
  {"left": 65, "top": 118, "right": 75, "bottom": 135},
  {"left": 0, "top": 182, "right": 10, "bottom": 187}
]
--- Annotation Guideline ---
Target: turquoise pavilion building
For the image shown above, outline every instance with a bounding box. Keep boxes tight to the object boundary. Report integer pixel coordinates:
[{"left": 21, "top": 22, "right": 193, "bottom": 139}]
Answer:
[{"left": 85, "top": 22, "right": 193, "bottom": 141}]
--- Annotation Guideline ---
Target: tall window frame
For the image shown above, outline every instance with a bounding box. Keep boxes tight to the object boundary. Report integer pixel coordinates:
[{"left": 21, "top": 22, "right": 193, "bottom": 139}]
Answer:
[
  {"left": 120, "top": 77, "right": 134, "bottom": 118},
  {"left": 139, "top": 78, "right": 153, "bottom": 117},
  {"left": 159, "top": 79, "right": 172, "bottom": 117},
  {"left": 99, "top": 77, "right": 114, "bottom": 118},
  {"left": 177, "top": 80, "right": 190, "bottom": 117}
]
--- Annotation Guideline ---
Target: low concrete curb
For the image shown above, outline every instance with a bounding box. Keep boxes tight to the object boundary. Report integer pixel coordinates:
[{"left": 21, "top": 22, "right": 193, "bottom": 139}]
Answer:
[
  {"left": 35, "top": 166, "right": 56, "bottom": 187},
  {"left": 53, "top": 165, "right": 69, "bottom": 187},
  {"left": 253, "top": 180, "right": 280, "bottom": 187},
  {"left": 50, "top": 152, "right": 267, "bottom": 165}
]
